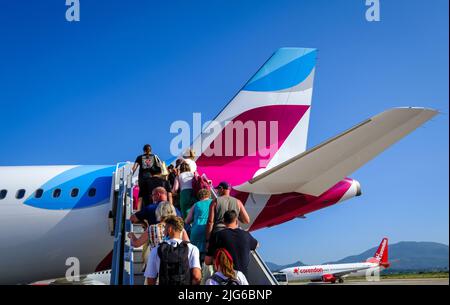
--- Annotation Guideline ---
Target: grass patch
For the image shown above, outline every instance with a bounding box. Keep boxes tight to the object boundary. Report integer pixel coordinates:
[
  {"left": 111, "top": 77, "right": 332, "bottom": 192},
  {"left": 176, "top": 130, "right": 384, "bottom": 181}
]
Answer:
[
  {"left": 344, "top": 271, "right": 449, "bottom": 281},
  {"left": 381, "top": 272, "right": 448, "bottom": 279}
]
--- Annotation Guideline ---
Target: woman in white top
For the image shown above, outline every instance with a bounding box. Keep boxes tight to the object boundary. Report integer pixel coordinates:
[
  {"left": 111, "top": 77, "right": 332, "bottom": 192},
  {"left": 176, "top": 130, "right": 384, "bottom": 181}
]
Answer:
[
  {"left": 172, "top": 162, "right": 194, "bottom": 219},
  {"left": 206, "top": 248, "right": 248, "bottom": 285},
  {"left": 183, "top": 149, "right": 197, "bottom": 173}
]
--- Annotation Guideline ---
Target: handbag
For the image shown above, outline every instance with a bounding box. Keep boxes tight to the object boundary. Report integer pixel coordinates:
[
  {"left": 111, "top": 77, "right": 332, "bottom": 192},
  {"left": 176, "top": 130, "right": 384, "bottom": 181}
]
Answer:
[{"left": 154, "top": 155, "right": 169, "bottom": 176}]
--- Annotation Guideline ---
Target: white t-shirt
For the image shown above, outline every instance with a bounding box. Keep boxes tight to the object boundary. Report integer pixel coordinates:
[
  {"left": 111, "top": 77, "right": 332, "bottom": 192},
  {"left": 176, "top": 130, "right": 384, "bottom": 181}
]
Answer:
[
  {"left": 183, "top": 158, "right": 197, "bottom": 173},
  {"left": 205, "top": 271, "right": 249, "bottom": 285},
  {"left": 178, "top": 172, "right": 194, "bottom": 191},
  {"left": 144, "top": 238, "right": 201, "bottom": 279}
]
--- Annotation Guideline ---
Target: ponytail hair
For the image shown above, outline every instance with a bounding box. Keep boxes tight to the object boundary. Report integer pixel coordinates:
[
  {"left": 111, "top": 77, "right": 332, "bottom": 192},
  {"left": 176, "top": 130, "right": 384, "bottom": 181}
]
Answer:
[{"left": 214, "top": 248, "right": 237, "bottom": 280}]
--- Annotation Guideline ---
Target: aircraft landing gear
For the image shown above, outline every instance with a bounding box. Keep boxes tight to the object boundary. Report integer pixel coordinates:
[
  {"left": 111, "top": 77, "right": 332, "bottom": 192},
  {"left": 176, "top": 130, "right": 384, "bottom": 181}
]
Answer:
[{"left": 338, "top": 278, "right": 344, "bottom": 284}]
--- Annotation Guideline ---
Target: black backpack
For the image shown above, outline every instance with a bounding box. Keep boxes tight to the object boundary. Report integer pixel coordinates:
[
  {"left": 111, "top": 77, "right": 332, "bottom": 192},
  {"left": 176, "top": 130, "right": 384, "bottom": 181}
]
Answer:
[
  {"left": 157, "top": 241, "right": 191, "bottom": 285},
  {"left": 210, "top": 273, "right": 241, "bottom": 285}
]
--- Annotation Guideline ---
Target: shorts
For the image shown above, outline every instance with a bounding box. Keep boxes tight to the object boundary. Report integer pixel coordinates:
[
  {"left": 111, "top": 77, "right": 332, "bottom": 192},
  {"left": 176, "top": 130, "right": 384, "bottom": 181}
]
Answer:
[{"left": 138, "top": 180, "right": 152, "bottom": 207}]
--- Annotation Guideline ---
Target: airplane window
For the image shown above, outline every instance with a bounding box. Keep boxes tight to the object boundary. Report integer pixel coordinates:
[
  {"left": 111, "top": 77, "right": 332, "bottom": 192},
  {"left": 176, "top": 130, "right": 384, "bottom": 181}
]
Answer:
[
  {"left": 71, "top": 188, "right": 79, "bottom": 197},
  {"left": 35, "top": 189, "right": 44, "bottom": 199},
  {"left": 0, "top": 190, "right": 7, "bottom": 200},
  {"left": 88, "top": 188, "right": 96, "bottom": 197},
  {"left": 53, "top": 188, "right": 61, "bottom": 198},
  {"left": 16, "top": 189, "right": 26, "bottom": 199}
]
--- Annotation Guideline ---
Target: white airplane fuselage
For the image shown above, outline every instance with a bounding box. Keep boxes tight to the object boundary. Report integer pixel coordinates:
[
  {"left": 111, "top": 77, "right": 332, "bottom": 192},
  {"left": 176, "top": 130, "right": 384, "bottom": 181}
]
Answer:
[
  {"left": 281, "top": 237, "right": 389, "bottom": 283},
  {"left": 0, "top": 164, "right": 359, "bottom": 284},
  {"left": 281, "top": 263, "right": 382, "bottom": 282},
  {"left": 0, "top": 165, "right": 114, "bottom": 284}
]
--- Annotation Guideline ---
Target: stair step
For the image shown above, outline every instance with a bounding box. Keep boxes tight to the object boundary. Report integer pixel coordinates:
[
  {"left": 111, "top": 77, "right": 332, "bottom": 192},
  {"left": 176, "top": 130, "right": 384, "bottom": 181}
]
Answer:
[
  {"left": 133, "top": 257, "right": 145, "bottom": 264},
  {"left": 133, "top": 275, "right": 146, "bottom": 285}
]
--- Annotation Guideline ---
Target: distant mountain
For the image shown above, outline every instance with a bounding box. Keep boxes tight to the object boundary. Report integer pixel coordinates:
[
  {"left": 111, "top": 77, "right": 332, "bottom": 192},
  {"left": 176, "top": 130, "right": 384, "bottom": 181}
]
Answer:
[
  {"left": 328, "top": 241, "right": 449, "bottom": 273},
  {"left": 266, "top": 261, "right": 306, "bottom": 272},
  {"left": 266, "top": 241, "right": 449, "bottom": 273}
]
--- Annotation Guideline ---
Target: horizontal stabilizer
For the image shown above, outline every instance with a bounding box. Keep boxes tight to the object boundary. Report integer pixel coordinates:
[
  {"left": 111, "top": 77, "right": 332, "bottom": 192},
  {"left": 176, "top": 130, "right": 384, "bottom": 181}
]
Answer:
[{"left": 235, "top": 108, "right": 438, "bottom": 196}]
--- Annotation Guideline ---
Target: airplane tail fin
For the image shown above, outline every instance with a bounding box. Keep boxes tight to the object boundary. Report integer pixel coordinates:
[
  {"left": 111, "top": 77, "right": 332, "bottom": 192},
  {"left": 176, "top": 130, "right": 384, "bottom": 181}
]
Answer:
[
  {"left": 367, "top": 238, "right": 390, "bottom": 267},
  {"left": 194, "top": 48, "right": 318, "bottom": 187}
]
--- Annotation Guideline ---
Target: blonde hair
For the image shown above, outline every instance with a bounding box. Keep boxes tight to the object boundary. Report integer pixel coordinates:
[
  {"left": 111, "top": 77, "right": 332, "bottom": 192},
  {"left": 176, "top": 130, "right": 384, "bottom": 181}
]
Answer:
[
  {"left": 164, "top": 215, "right": 185, "bottom": 232},
  {"left": 155, "top": 201, "right": 176, "bottom": 222},
  {"left": 197, "top": 188, "right": 211, "bottom": 200}
]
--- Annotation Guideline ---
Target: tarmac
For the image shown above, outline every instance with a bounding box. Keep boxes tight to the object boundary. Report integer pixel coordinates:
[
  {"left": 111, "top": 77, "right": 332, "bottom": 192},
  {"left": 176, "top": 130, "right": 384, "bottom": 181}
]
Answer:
[{"left": 291, "top": 278, "right": 449, "bottom": 285}]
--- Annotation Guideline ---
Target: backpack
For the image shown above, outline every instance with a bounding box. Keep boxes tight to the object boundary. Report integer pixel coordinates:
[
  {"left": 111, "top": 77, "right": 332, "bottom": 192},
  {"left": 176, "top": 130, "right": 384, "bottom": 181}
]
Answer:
[
  {"left": 210, "top": 273, "right": 241, "bottom": 285},
  {"left": 157, "top": 241, "right": 191, "bottom": 285},
  {"left": 191, "top": 172, "right": 210, "bottom": 199},
  {"left": 140, "top": 154, "right": 155, "bottom": 179},
  {"left": 140, "top": 154, "right": 168, "bottom": 177}
]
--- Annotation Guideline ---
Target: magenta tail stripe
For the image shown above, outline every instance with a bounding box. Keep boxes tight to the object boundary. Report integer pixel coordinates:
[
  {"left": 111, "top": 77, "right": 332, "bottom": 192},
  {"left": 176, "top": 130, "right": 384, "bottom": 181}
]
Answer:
[{"left": 197, "top": 105, "right": 310, "bottom": 186}]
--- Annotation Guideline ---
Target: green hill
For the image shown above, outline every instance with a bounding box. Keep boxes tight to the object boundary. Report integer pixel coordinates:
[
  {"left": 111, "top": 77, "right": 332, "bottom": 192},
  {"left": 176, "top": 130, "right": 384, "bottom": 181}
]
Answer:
[{"left": 266, "top": 260, "right": 305, "bottom": 272}]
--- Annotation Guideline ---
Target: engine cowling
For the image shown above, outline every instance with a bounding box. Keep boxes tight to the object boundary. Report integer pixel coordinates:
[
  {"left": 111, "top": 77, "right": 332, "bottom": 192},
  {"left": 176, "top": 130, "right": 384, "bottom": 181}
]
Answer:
[
  {"left": 322, "top": 274, "right": 337, "bottom": 283},
  {"left": 336, "top": 178, "right": 362, "bottom": 203}
]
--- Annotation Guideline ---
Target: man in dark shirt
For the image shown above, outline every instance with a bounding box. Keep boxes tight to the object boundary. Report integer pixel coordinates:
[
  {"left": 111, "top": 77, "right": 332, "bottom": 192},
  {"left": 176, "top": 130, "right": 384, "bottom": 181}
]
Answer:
[
  {"left": 130, "top": 187, "right": 179, "bottom": 225},
  {"left": 132, "top": 144, "right": 158, "bottom": 208},
  {"left": 132, "top": 144, "right": 171, "bottom": 209},
  {"left": 205, "top": 210, "right": 258, "bottom": 276},
  {"left": 132, "top": 144, "right": 160, "bottom": 179},
  {"left": 132, "top": 203, "right": 158, "bottom": 226}
]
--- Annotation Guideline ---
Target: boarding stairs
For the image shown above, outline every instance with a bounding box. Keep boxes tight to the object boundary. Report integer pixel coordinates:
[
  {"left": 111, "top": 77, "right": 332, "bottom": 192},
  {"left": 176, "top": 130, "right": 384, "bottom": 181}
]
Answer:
[{"left": 109, "top": 163, "right": 278, "bottom": 285}]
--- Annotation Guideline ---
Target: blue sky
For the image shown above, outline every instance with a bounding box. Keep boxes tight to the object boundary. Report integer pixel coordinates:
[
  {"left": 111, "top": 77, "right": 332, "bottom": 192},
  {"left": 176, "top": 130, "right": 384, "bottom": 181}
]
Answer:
[{"left": 0, "top": 0, "right": 448, "bottom": 264}]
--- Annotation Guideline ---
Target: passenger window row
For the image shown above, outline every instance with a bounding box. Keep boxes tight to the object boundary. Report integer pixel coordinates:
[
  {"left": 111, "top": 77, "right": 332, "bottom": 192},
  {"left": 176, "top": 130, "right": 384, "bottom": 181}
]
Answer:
[{"left": 0, "top": 187, "right": 97, "bottom": 200}]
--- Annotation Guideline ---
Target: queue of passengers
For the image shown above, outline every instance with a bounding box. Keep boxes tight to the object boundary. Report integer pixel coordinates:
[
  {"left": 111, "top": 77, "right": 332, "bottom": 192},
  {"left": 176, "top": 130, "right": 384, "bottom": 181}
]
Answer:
[{"left": 128, "top": 144, "right": 257, "bottom": 285}]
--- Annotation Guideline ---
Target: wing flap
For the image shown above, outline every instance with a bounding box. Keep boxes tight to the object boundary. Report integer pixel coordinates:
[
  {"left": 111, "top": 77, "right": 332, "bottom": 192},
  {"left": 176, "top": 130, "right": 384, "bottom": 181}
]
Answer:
[
  {"left": 234, "top": 108, "right": 438, "bottom": 196},
  {"left": 331, "top": 266, "right": 372, "bottom": 278}
]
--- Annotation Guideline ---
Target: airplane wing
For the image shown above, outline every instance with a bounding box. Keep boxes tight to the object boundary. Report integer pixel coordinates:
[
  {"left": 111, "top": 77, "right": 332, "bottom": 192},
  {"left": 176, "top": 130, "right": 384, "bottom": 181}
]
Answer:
[
  {"left": 235, "top": 108, "right": 438, "bottom": 196},
  {"left": 328, "top": 266, "right": 373, "bottom": 278}
]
